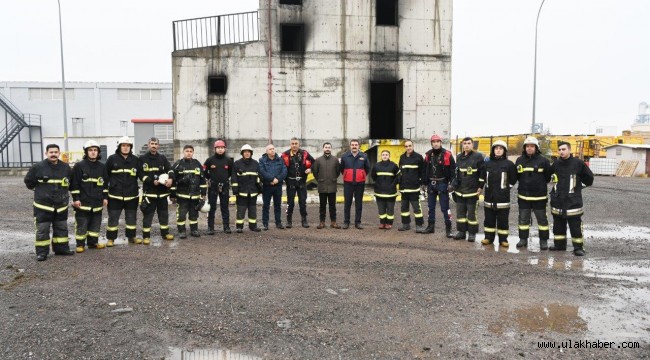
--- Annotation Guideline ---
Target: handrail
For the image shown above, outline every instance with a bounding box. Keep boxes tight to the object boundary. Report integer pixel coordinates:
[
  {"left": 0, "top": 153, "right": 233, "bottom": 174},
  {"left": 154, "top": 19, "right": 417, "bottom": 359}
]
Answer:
[
  {"left": 173, "top": 11, "right": 260, "bottom": 51},
  {"left": 0, "top": 92, "right": 26, "bottom": 125}
]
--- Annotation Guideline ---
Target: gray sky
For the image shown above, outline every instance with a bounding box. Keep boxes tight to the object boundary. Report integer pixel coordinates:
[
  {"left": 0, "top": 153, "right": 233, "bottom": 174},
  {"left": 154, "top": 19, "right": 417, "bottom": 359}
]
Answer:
[{"left": 1, "top": 0, "right": 648, "bottom": 136}]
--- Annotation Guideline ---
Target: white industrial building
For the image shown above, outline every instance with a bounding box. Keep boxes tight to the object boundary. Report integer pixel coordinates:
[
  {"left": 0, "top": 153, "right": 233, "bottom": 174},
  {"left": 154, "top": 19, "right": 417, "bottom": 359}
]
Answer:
[
  {"left": 603, "top": 144, "right": 650, "bottom": 176},
  {"left": 172, "top": 0, "right": 453, "bottom": 162},
  {"left": 0, "top": 81, "right": 172, "bottom": 165}
]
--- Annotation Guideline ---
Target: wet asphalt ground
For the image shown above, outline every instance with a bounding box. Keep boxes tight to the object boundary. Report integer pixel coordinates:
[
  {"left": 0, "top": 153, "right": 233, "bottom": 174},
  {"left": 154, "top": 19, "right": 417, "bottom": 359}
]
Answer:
[{"left": 0, "top": 175, "right": 649, "bottom": 359}]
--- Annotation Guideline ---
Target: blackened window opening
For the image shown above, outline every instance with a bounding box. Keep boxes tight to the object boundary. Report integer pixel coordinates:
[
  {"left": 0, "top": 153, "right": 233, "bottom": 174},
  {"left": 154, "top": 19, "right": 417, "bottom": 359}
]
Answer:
[
  {"left": 208, "top": 76, "right": 227, "bottom": 94},
  {"left": 280, "top": 24, "right": 305, "bottom": 52},
  {"left": 370, "top": 81, "right": 403, "bottom": 139},
  {"left": 377, "top": 0, "right": 398, "bottom": 26},
  {"left": 279, "top": 0, "right": 303, "bottom": 5}
]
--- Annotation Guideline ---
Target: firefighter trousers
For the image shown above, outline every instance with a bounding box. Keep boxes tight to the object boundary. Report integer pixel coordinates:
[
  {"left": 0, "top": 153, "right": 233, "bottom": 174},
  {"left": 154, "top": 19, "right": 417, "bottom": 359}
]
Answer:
[
  {"left": 400, "top": 192, "right": 424, "bottom": 226},
  {"left": 142, "top": 196, "right": 170, "bottom": 239},
  {"left": 552, "top": 214, "right": 584, "bottom": 248},
  {"left": 106, "top": 198, "right": 138, "bottom": 240},
  {"left": 376, "top": 197, "right": 396, "bottom": 225},
  {"left": 518, "top": 199, "right": 549, "bottom": 241},
  {"left": 74, "top": 209, "right": 102, "bottom": 247},
  {"left": 177, "top": 198, "right": 199, "bottom": 233},
  {"left": 483, "top": 207, "right": 510, "bottom": 243},
  {"left": 34, "top": 207, "right": 70, "bottom": 256},
  {"left": 236, "top": 195, "right": 258, "bottom": 229},
  {"left": 456, "top": 195, "right": 479, "bottom": 234}
]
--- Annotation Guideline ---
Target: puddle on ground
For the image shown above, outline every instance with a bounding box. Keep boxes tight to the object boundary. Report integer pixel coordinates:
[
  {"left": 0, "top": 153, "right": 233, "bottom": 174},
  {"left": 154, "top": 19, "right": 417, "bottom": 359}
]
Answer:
[
  {"left": 167, "top": 347, "right": 261, "bottom": 360},
  {"left": 489, "top": 303, "right": 587, "bottom": 335},
  {"left": 527, "top": 257, "right": 650, "bottom": 284}
]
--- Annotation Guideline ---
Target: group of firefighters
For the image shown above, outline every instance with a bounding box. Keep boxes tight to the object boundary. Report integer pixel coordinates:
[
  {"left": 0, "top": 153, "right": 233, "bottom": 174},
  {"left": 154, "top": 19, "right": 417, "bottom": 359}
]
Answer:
[{"left": 25, "top": 134, "right": 594, "bottom": 262}]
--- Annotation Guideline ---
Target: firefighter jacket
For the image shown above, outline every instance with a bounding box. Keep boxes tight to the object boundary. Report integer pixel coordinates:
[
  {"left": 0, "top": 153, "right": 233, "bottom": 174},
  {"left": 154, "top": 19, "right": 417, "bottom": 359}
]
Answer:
[
  {"left": 282, "top": 149, "right": 314, "bottom": 184},
  {"left": 398, "top": 151, "right": 424, "bottom": 192},
  {"left": 105, "top": 152, "right": 142, "bottom": 201},
  {"left": 70, "top": 159, "right": 109, "bottom": 211},
  {"left": 140, "top": 152, "right": 174, "bottom": 197},
  {"left": 454, "top": 151, "right": 485, "bottom": 197},
  {"left": 312, "top": 154, "right": 340, "bottom": 193},
  {"left": 515, "top": 151, "right": 551, "bottom": 201},
  {"left": 371, "top": 160, "right": 399, "bottom": 198},
  {"left": 340, "top": 151, "right": 370, "bottom": 184},
  {"left": 259, "top": 154, "right": 288, "bottom": 186},
  {"left": 480, "top": 156, "right": 517, "bottom": 209},
  {"left": 549, "top": 155, "right": 594, "bottom": 216},
  {"left": 424, "top": 148, "right": 456, "bottom": 184},
  {"left": 24, "top": 159, "right": 72, "bottom": 212},
  {"left": 232, "top": 157, "right": 262, "bottom": 197},
  {"left": 204, "top": 153, "right": 234, "bottom": 192},
  {"left": 171, "top": 158, "right": 206, "bottom": 200}
]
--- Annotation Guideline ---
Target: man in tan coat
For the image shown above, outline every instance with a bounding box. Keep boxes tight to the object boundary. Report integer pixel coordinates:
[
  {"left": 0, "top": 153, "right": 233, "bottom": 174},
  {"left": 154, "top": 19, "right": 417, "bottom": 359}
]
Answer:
[{"left": 312, "top": 142, "right": 341, "bottom": 229}]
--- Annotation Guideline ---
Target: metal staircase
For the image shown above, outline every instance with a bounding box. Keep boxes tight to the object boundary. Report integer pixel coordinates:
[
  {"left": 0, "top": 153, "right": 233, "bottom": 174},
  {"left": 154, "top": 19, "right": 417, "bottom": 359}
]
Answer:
[{"left": 0, "top": 91, "right": 28, "bottom": 154}]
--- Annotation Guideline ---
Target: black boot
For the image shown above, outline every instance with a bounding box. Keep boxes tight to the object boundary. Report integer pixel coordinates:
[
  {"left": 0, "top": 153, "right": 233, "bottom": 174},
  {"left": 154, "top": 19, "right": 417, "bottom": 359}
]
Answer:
[
  {"left": 423, "top": 222, "right": 435, "bottom": 234},
  {"left": 516, "top": 238, "right": 528, "bottom": 248},
  {"left": 36, "top": 254, "right": 47, "bottom": 261},
  {"left": 207, "top": 227, "right": 215, "bottom": 235},
  {"left": 236, "top": 225, "right": 243, "bottom": 234},
  {"left": 223, "top": 225, "right": 232, "bottom": 234},
  {"left": 467, "top": 233, "right": 476, "bottom": 242},
  {"left": 301, "top": 217, "right": 309, "bottom": 228},
  {"left": 539, "top": 239, "right": 548, "bottom": 250},
  {"left": 453, "top": 231, "right": 466, "bottom": 240},
  {"left": 286, "top": 215, "right": 293, "bottom": 229},
  {"left": 249, "top": 224, "right": 261, "bottom": 232},
  {"left": 445, "top": 223, "right": 453, "bottom": 238},
  {"left": 573, "top": 245, "right": 585, "bottom": 256},
  {"left": 549, "top": 239, "right": 567, "bottom": 251}
]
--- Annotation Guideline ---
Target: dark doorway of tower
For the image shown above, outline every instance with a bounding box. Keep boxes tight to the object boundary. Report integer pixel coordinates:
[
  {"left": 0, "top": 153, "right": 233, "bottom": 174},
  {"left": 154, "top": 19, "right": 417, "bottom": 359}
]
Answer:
[{"left": 370, "top": 80, "right": 403, "bottom": 139}]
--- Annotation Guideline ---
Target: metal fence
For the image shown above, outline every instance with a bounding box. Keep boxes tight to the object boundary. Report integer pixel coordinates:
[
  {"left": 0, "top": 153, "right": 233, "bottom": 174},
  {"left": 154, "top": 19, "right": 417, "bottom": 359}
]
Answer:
[{"left": 173, "top": 11, "right": 260, "bottom": 51}]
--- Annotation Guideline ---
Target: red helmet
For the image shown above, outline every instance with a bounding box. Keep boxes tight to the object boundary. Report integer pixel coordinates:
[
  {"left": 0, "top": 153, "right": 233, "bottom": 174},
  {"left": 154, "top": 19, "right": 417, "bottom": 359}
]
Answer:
[
  {"left": 213, "top": 140, "right": 226, "bottom": 148},
  {"left": 430, "top": 134, "right": 442, "bottom": 142}
]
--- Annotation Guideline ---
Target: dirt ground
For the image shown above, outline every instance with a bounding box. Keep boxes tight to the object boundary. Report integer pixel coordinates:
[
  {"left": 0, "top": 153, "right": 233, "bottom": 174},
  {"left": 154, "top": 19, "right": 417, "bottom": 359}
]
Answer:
[{"left": 0, "top": 175, "right": 648, "bottom": 359}]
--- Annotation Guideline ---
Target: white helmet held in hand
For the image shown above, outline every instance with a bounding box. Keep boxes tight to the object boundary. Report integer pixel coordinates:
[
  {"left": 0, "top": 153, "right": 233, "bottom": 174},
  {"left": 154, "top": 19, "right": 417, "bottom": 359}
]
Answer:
[
  {"left": 200, "top": 201, "right": 211, "bottom": 213},
  {"left": 157, "top": 174, "right": 169, "bottom": 183}
]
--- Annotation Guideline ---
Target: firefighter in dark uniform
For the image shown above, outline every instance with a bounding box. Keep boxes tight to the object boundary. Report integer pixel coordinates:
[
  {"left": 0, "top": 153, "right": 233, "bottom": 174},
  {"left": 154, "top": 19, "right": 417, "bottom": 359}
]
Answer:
[
  {"left": 515, "top": 136, "right": 552, "bottom": 249},
  {"left": 24, "top": 144, "right": 74, "bottom": 261},
  {"left": 452, "top": 137, "right": 485, "bottom": 242},
  {"left": 204, "top": 139, "right": 234, "bottom": 234},
  {"left": 70, "top": 140, "right": 108, "bottom": 253},
  {"left": 549, "top": 141, "right": 594, "bottom": 256},
  {"left": 105, "top": 136, "right": 142, "bottom": 247},
  {"left": 371, "top": 150, "right": 399, "bottom": 230},
  {"left": 171, "top": 145, "right": 207, "bottom": 238},
  {"left": 397, "top": 140, "right": 425, "bottom": 233},
  {"left": 232, "top": 144, "right": 262, "bottom": 233},
  {"left": 423, "top": 134, "right": 456, "bottom": 237},
  {"left": 281, "top": 137, "right": 315, "bottom": 228},
  {"left": 479, "top": 140, "right": 518, "bottom": 248},
  {"left": 139, "top": 137, "right": 175, "bottom": 244}
]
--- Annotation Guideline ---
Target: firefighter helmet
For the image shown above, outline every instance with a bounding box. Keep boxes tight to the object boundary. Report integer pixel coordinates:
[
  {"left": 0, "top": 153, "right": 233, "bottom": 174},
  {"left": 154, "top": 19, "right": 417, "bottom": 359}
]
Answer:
[
  {"left": 240, "top": 144, "right": 253, "bottom": 155},
  {"left": 491, "top": 140, "right": 508, "bottom": 151},
  {"left": 430, "top": 134, "right": 442, "bottom": 142},
  {"left": 117, "top": 136, "right": 133, "bottom": 146},
  {"left": 83, "top": 140, "right": 100, "bottom": 151},
  {"left": 200, "top": 201, "right": 211, "bottom": 213},
  {"left": 523, "top": 136, "right": 539, "bottom": 149},
  {"left": 157, "top": 174, "right": 169, "bottom": 183}
]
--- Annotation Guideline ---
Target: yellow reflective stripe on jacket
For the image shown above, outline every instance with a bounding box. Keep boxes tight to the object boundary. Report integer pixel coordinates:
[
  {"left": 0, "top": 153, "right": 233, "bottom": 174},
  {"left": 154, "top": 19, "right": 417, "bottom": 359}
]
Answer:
[
  {"left": 401, "top": 165, "right": 419, "bottom": 169},
  {"left": 108, "top": 194, "right": 138, "bottom": 201},
  {"left": 143, "top": 167, "right": 160, "bottom": 172},
  {"left": 518, "top": 194, "right": 547, "bottom": 201},
  {"left": 375, "top": 193, "right": 398, "bottom": 198},
  {"left": 484, "top": 202, "right": 511, "bottom": 209},
  {"left": 111, "top": 168, "right": 137, "bottom": 176},
  {"left": 518, "top": 167, "right": 545, "bottom": 173},
  {"left": 458, "top": 168, "right": 478, "bottom": 173},
  {"left": 400, "top": 188, "right": 420, "bottom": 193},
  {"left": 454, "top": 191, "right": 479, "bottom": 198},
  {"left": 376, "top": 172, "right": 395, "bottom": 176},
  {"left": 176, "top": 193, "right": 202, "bottom": 199},
  {"left": 81, "top": 177, "right": 103, "bottom": 183},
  {"left": 33, "top": 202, "right": 68, "bottom": 212},
  {"left": 70, "top": 190, "right": 81, "bottom": 194},
  {"left": 237, "top": 193, "right": 258, "bottom": 197},
  {"left": 180, "top": 169, "right": 201, "bottom": 174},
  {"left": 78, "top": 205, "right": 103, "bottom": 212},
  {"left": 551, "top": 207, "right": 583, "bottom": 216},
  {"left": 145, "top": 193, "right": 170, "bottom": 198},
  {"left": 240, "top": 172, "right": 259, "bottom": 176}
]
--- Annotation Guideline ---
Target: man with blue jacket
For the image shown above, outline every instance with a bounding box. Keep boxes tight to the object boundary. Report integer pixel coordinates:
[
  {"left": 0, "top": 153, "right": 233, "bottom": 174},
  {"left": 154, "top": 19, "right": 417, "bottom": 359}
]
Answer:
[
  {"left": 259, "top": 144, "right": 288, "bottom": 230},
  {"left": 340, "top": 139, "right": 370, "bottom": 229}
]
